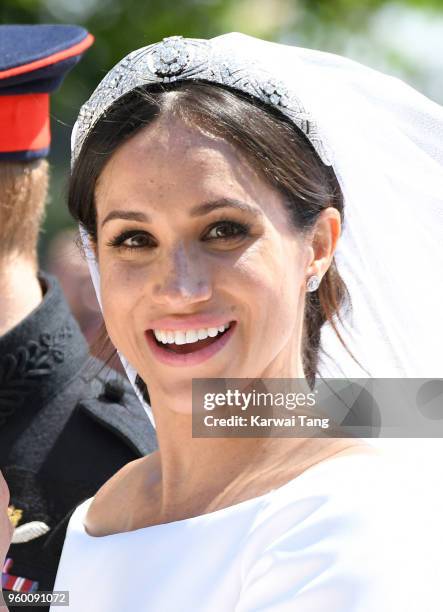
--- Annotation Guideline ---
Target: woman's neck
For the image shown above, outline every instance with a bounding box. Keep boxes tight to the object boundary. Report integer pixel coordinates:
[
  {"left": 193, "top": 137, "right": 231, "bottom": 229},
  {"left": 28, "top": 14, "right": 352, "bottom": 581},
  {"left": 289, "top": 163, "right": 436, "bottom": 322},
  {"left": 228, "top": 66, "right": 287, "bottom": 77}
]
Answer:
[
  {"left": 139, "top": 347, "right": 363, "bottom": 524},
  {"left": 146, "top": 391, "right": 365, "bottom": 523}
]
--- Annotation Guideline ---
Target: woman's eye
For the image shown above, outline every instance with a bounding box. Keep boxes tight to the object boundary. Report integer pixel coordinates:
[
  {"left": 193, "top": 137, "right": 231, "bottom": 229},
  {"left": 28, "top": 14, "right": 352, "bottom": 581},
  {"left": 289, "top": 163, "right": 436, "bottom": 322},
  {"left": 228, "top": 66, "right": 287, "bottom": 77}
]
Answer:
[
  {"left": 123, "top": 234, "right": 150, "bottom": 248},
  {"left": 106, "top": 231, "right": 153, "bottom": 251},
  {"left": 106, "top": 221, "right": 250, "bottom": 253},
  {"left": 204, "top": 221, "right": 250, "bottom": 241}
]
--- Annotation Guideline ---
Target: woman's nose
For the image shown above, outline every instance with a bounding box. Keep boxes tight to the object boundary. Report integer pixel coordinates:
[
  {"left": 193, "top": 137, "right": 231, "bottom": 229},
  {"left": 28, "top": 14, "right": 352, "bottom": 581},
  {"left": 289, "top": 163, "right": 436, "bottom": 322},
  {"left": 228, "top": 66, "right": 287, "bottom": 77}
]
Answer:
[{"left": 151, "top": 243, "right": 212, "bottom": 307}]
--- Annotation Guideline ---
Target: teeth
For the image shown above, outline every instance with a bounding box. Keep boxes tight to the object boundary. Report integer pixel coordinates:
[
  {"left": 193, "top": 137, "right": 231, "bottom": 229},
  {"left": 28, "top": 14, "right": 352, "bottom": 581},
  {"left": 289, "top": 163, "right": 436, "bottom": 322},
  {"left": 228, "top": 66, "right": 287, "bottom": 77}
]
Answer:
[
  {"left": 174, "top": 331, "right": 186, "bottom": 345},
  {"left": 185, "top": 330, "right": 199, "bottom": 343},
  {"left": 153, "top": 322, "right": 231, "bottom": 345}
]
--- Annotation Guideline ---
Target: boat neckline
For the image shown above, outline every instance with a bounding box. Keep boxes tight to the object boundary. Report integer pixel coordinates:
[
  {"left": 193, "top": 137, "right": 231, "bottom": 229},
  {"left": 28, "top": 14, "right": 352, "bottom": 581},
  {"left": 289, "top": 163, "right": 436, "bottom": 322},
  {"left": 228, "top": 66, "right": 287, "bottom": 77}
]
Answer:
[{"left": 74, "top": 449, "right": 383, "bottom": 540}]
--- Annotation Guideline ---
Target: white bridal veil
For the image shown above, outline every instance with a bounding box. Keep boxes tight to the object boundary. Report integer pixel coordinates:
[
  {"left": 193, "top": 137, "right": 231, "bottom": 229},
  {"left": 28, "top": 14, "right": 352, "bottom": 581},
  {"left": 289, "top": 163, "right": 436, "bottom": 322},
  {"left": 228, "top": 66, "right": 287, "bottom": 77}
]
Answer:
[{"left": 71, "top": 33, "right": 443, "bottom": 428}]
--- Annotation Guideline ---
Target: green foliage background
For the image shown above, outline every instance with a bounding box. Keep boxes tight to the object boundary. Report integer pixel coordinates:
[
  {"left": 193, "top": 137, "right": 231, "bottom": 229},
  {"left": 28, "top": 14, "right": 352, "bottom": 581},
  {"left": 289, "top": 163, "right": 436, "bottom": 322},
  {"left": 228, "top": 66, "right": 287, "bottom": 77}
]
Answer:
[{"left": 1, "top": 0, "right": 442, "bottom": 257}]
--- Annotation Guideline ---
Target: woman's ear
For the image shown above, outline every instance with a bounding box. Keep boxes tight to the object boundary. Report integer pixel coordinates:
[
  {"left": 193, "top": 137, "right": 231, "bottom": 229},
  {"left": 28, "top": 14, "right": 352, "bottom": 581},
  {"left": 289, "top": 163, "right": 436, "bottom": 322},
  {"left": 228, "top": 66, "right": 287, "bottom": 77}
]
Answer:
[{"left": 306, "top": 207, "right": 341, "bottom": 278}]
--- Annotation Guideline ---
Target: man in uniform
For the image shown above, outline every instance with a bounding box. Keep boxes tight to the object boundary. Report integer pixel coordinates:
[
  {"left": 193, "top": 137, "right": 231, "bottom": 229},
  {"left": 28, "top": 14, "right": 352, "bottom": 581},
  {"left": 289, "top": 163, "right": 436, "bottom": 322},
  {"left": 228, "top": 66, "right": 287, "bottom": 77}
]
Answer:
[{"left": 0, "top": 25, "right": 157, "bottom": 607}]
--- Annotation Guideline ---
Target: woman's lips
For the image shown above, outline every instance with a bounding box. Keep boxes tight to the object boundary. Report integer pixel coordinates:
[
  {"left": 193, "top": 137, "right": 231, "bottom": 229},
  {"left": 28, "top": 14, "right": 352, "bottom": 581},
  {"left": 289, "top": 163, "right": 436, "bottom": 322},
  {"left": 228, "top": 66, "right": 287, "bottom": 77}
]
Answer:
[{"left": 145, "top": 321, "right": 237, "bottom": 367}]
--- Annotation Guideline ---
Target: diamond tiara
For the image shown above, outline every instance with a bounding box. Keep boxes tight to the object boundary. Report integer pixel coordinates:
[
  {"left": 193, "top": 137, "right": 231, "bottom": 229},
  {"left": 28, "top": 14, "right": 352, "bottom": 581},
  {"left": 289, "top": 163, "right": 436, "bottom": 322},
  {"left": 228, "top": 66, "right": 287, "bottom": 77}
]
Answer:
[{"left": 72, "top": 36, "right": 332, "bottom": 167}]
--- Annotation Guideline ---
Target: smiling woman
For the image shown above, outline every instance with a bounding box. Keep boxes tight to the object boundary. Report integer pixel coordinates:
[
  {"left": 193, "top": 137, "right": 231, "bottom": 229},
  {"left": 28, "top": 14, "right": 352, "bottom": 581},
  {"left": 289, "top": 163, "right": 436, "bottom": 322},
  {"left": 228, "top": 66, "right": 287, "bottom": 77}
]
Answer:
[
  {"left": 69, "top": 81, "right": 356, "bottom": 392},
  {"left": 50, "top": 33, "right": 443, "bottom": 612}
]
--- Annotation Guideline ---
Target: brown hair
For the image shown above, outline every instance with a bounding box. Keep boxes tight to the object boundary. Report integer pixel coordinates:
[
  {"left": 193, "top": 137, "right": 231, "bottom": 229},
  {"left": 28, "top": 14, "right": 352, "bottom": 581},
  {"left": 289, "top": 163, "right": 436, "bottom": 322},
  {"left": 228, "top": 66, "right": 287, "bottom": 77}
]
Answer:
[
  {"left": 0, "top": 159, "right": 49, "bottom": 260},
  {"left": 69, "top": 81, "right": 364, "bottom": 389}
]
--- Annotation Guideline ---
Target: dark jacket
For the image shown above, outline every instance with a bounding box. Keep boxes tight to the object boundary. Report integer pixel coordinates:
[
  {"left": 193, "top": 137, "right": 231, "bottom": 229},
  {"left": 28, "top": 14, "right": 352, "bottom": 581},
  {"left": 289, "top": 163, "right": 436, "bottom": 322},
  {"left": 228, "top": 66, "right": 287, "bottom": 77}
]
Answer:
[{"left": 0, "top": 273, "right": 157, "bottom": 610}]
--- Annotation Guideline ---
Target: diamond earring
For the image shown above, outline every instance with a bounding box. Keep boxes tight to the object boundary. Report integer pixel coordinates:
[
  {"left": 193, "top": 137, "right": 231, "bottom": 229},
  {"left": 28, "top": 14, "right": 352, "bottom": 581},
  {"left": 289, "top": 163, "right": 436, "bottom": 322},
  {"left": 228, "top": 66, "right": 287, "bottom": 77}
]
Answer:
[{"left": 306, "top": 275, "right": 320, "bottom": 292}]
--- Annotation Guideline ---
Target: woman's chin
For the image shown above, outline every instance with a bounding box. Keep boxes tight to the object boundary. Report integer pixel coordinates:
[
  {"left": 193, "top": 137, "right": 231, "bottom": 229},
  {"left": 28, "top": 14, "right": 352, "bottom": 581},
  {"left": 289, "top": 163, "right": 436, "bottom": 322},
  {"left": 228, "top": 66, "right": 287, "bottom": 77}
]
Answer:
[
  {"left": 141, "top": 366, "right": 238, "bottom": 418},
  {"left": 139, "top": 355, "right": 242, "bottom": 391}
]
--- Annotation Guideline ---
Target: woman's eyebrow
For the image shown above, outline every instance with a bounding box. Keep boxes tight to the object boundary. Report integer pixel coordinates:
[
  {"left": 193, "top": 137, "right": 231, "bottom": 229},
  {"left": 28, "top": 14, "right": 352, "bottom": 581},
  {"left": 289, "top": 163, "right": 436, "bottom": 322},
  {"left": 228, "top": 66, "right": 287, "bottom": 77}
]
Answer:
[
  {"left": 189, "top": 198, "right": 262, "bottom": 218},
  {"left": 101, "top": 210, "right": 150, "bottom": 227},
  {"left": 101, "top": 198, "right": 262, "bottom": 228}
]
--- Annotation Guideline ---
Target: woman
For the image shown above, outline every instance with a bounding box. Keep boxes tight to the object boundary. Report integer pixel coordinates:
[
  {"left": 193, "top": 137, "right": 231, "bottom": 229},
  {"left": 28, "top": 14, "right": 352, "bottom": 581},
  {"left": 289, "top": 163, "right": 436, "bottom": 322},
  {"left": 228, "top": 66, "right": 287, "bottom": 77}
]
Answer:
[{"left": 52, "top": 34, "right": 442, "bottom": 611}]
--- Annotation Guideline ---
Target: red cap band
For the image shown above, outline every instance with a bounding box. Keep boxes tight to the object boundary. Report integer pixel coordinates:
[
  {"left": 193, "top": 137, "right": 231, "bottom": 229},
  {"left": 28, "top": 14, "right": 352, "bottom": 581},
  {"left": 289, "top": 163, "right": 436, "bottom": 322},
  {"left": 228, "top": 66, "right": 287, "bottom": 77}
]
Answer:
[{"left": 0, "top": 93, "right": 50, "bottom": 153}]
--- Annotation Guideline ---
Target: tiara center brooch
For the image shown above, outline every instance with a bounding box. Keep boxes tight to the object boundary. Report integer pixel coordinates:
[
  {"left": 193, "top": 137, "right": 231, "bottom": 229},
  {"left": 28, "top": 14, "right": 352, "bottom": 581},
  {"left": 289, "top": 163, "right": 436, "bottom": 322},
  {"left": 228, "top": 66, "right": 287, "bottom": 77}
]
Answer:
[{"left": 152, "top": 36, "right": 190, "bottom": 78}]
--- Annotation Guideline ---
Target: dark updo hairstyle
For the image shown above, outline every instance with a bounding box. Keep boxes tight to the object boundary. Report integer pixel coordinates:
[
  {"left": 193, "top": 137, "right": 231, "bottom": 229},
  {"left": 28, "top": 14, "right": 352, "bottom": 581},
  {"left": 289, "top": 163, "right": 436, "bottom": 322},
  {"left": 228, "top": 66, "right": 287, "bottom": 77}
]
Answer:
[{"left": 69, "top": 81, "right": 364, "bottom": 392}]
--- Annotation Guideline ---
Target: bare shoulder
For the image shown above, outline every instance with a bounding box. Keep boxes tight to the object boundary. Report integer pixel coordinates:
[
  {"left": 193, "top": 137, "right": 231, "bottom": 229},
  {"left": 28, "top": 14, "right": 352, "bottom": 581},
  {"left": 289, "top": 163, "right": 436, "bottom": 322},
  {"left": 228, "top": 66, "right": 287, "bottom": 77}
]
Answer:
[
  {"left": 92, "top": 456, "right": 146, "bottom": 505},
  {"left": 84, "top": 453, "right": 158, "bottom": 537}
]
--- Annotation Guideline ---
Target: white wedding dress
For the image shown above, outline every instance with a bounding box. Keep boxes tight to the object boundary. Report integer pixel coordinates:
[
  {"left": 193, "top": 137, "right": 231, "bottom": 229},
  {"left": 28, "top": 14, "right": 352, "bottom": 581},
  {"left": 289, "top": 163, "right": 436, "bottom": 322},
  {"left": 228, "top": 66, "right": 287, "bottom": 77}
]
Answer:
[{"left": 51, "top": 452, "right": 441, "bottom": 612}]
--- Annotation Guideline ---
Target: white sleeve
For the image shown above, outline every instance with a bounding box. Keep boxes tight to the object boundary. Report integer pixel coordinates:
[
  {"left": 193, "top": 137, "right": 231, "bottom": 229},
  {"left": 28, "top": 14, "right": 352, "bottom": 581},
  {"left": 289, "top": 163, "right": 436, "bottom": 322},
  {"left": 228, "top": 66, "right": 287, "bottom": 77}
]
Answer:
[{"left": 235, "top": 460, "right": 442, "bottom": 612}]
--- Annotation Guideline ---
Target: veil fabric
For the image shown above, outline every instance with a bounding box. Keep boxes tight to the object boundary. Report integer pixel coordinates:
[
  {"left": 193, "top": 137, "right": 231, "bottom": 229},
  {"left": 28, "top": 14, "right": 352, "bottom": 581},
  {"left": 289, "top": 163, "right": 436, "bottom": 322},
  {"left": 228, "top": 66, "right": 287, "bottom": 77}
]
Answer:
[{"left": 73, "top": 33, "right": 443, "bottom": 427}]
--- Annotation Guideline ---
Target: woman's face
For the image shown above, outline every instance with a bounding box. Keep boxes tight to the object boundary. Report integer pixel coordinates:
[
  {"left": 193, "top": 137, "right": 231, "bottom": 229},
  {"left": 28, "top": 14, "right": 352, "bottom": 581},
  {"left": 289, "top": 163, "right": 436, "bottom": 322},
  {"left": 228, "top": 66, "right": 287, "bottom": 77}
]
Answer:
[{"left": 95, "top": 117, "right": 314, "bottom": 411}]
